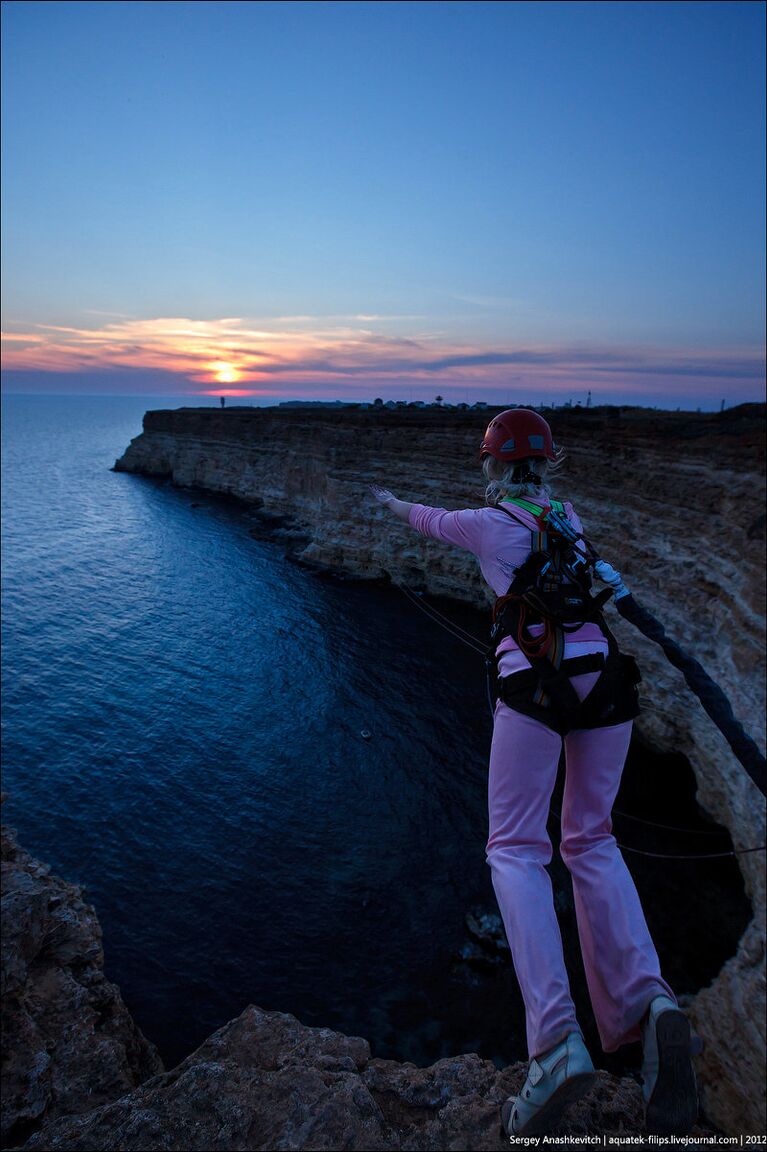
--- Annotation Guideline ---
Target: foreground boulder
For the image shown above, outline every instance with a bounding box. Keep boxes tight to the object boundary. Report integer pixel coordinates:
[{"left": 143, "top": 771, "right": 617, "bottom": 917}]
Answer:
[
  {"left": 12, "top": 1003, "right": 717, "bottom": 1150},
  {"left": 1, "top": 822, "right": 163, "bottom": 1148}
]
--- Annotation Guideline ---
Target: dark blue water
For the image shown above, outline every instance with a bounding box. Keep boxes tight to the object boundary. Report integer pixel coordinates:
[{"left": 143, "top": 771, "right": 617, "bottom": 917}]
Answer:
[{"left": 1, "top": 394, "right": 505, "bottom": 1068}]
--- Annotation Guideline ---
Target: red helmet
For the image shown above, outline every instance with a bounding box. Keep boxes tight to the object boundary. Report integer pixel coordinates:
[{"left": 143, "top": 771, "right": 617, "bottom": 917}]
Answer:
[{"left": 479, "top": 408, "right": 556, "bottom": 463}]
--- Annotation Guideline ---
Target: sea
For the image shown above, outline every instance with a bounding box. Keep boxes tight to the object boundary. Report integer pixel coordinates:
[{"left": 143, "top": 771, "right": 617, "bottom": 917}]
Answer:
[
  {"left": 0, "top": 393, "right": 507, "bottom": 1069},
  {"left": 1, "top": 393, "right": 750, "bottom": 1074}
]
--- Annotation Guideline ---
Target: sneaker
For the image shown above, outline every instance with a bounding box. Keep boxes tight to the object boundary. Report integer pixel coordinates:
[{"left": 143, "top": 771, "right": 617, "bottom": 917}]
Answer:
[
  {"left": 500, "top": 1031, "right": 596, "bottom": 1137},
  {"left": 641, "top": 995, "right": 699, "bottom": 1136}
]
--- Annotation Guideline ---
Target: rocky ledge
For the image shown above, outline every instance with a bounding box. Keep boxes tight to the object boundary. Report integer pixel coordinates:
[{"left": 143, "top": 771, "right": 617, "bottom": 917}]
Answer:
[
  {"left": 8, "top": 1006, "right": 717, "bottom": 1152},
  {"left": 2, "top": 825, "right": 721, "bottom": 1150},
  {"left": 0, "top": 819, "right": 163, "bottom": 1149},
  {"left": 113, "top": 403, "right": 766, "bottom": 1134}
]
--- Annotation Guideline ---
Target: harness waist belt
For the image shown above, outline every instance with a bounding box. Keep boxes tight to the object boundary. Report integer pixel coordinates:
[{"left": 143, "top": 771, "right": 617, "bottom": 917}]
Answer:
[
  {"left": 496, "top": 649, "right": 641, "bottom": 735},
  {"left": 499, "top": 652, "right": 605, "bottom": 688}
]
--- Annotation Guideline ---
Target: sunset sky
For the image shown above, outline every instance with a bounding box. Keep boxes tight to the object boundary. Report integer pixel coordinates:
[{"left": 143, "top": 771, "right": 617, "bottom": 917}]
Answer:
[{"left": 1, "top": 0, "right": 765, "bottom": 408}]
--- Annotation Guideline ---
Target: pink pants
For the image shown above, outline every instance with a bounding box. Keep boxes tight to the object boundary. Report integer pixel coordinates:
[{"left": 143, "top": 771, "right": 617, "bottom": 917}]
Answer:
[{"left": 485, "top": 671, "right": 676, "bottom": 1059}]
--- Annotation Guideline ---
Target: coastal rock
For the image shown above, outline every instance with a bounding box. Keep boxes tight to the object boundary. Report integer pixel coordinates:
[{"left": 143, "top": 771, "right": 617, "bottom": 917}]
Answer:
[
  {"left": 0, "top": 821, "right": 164, "bottom": 1148},
  {"left": 114, "top": 403, "right": 767, "bottom": 1133},
  {"left": 464, "top": 908, "right": 510, "bottom": 960},
  {"left": 13, "top": 1002, "right": 717, "bottom": 1150}
]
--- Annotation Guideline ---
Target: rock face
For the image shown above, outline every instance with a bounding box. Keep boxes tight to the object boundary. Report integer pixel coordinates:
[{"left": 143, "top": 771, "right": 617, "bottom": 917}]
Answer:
[
  {"left": 12, "top": 1002, "right": 718, "bottom": 1151},
  {"left": 114, "top": 402, "right": 766, "bottom": 1134},
  {"left": 0, "top": 821, "right": 164, "bottom": 1149}
]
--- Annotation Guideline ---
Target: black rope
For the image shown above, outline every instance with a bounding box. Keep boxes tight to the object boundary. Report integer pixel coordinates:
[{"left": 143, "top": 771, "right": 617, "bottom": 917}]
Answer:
[
  {"left": 398, "top": 584, "right": 486, "bottom": 654},
  {"left": 400, "top": 586, "right": 486, "bottom": 647},
  {"left": 615, "top": 593, "right": 766, "bottom": 798},
  {"left": 619, "top": 844, "right": 766, "bottom": 861},
  {"left": 610, "top": 808, "right": 733, "bottom": 838},
  {"left": 547, "top": 806, "right": 765, "bottom": 861}
]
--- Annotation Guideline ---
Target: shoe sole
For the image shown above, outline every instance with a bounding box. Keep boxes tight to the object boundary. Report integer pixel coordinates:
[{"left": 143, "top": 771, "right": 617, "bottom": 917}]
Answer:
[
  {"left": 500, "top": 1071, "right": 596, "bottom": 1137},
  {"left": 645, "top": 1009, "right": 699, "bottom": 1136}
]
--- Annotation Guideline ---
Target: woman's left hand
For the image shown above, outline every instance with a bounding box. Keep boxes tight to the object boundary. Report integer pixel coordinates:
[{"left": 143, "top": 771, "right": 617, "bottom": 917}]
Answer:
[
  {"left": 370, "top": 485, "right": 396, "bottom": 506},
  {"left": 594, "top": 559, "right": 630, "bottom": 600}
]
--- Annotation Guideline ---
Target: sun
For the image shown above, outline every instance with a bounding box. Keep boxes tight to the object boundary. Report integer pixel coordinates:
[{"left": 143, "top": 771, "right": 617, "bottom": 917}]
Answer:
[{"left": 211, "top": 361, "right": 240, "bottom": 385}]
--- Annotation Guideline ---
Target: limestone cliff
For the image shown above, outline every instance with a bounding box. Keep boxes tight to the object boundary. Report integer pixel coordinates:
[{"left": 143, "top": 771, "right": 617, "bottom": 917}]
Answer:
[
  {"left": 113, "top": 402, "right": 766, "bottom": 1134},
  {"left": 0, "top": 817, "right": 164, "bottom": 1149}
]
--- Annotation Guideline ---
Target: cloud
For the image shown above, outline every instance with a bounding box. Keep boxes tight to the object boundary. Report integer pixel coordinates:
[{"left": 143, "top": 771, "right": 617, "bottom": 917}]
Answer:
[{"left": 1, "top": 314, "right": 764, "bottom": 402}]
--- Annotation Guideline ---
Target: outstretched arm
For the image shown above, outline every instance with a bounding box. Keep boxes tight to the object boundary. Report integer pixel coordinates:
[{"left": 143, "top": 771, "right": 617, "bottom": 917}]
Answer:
[
  {"left": 370, "top": 485, "right": 414, "bottom": 524},
  {"left": 369, "top": 485, "right": 485, "bottom": 554}
]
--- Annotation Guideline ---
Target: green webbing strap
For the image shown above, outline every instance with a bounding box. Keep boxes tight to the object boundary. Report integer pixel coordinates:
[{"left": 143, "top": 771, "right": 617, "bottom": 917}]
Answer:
[
  {"left": 502, "top": 496, "right": 566, "bottom": 519},
  {"left": 502, "top": 496, "right": 545, "bottom": 517}
]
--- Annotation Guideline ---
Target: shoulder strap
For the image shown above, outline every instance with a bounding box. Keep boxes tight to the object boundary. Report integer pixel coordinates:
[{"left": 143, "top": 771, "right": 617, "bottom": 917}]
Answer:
[
  {"left": 495, "top": 502, "right": 532, "bottom": 528},
  {"left": 501, "top": 495, "right": 568, "bottom": 523},
  {"left": 502, "top": 496, "right": 548, "bottom": 517}
]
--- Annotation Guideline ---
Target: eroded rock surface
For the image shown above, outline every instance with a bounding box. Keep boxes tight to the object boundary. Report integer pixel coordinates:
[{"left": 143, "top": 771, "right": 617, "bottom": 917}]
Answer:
[
  {"left": 1, "top": 822, "right": 163, "bottom": 1148},
  {"left": 114, "top": 403, "right": 766, "bottom": 1133},
  {"left": 13, "top": 1003, "right": 718, "bottom": 1150}
]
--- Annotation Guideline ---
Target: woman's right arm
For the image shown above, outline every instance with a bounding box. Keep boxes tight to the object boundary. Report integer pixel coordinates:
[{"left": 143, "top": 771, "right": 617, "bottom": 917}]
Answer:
[
  {"left": 369, "top": 486, "right": 485, "bottom": 554},
  {"left": 369, "top": 485, "right": 414, "bottom": 523}
]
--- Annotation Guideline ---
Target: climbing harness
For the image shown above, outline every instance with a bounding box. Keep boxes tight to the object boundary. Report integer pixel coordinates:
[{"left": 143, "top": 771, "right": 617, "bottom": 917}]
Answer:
[
  {"left": 486, "top": 494, "right": 766, "bottom": 795},
  {"left": 487, "top": 496, "right": 641, "bottom": 736}
]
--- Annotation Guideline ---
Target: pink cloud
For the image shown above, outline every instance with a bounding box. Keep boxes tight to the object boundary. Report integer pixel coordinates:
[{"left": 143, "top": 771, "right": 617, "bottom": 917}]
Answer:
[{"left": 1, "top": 314, "right": 764, "bottom": 404}]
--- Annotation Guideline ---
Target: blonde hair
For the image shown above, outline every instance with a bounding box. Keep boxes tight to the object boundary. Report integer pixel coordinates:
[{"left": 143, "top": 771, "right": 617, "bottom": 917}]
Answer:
[{"left": 482, "top": 450, "right": 566, "bottom": 506}]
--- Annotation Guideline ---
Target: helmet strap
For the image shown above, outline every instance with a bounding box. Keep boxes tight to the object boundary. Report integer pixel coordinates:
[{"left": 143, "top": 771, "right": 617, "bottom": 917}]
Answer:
[{"left": 513, "top": 465, "right": 542, "bottom": 485}]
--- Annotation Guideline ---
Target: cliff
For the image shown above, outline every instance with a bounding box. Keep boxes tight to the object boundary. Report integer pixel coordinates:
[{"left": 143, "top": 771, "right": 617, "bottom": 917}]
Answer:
[
  {"left": 112, "top": 402, "right": 766, "bottom": 1135},
  {"left": 3, "top": 825, "right": 722, "bottom": 1149},
  {"left": 0, "top": 817, "right": 163, "bottom": 1149}
]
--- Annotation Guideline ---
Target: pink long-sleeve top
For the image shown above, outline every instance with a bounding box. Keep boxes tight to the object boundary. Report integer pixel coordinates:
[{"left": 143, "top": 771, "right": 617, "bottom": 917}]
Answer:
[{"left": 407, "top": 498, "right": 608, "bottom": 676}]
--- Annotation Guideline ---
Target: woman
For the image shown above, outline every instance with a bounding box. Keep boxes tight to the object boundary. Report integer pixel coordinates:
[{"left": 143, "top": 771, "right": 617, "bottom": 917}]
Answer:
[{"left": 370, "top": 408, "right": 698, "bottom": 1138}]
